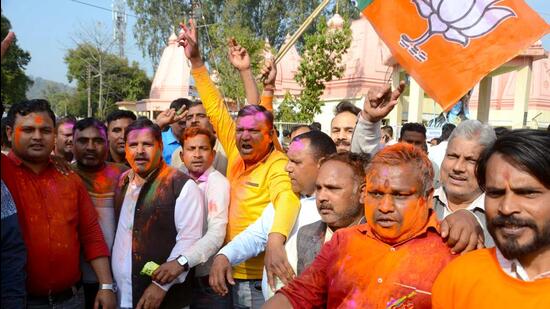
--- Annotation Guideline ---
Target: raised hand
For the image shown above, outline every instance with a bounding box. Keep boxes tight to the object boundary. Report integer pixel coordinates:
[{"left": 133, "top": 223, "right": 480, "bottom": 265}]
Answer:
[
  {"left": 155, "top": 106, "right": 187, "bottom": 130},
  {"left": 260, "top": 59, "right": 277, "bottom": 89},
  {"left": 228, "top": 37, "right": 251, "bottom": 71},
  {"left": 177, "top": 19, "right": 201, "bottom": 66},
  {"left": 1, "top": 31, "right": 15, "bottom": 60},
  {"left": 362, "top": 81, "right": 406, "bottom": 123}
]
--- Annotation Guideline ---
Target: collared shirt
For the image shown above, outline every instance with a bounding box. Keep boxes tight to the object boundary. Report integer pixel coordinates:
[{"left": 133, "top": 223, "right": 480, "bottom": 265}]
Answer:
[
  {"left": 433, "top": 187, "right": 493, "bottom": 247},
  {"left": 434, "top": 187, "right": 485, "bottom": 219},
  {"left": 72, "top": 162, "right": 129, "bottom": 283},
  {"left": 181, "top": 166, "right": 230, "bottom": 277},
  {"left": 278, "top": 212, "right": 454, "bottom": 308},
  {"left": 1, "top": 152, "right": 109, "bottom": 295},
  {"left": 428, "top": 140, "right": 448, "bottom": 170},
  {"left": 170, "top": 139, "right": 229, "bottom": 176},
  {"left": 192, "top": 65, "right": 300, "bottom": 279},
  {"left": 432, "top": 248, "right": 550, "bottom": 309},
  {"left": 112, "top": 171, "right": 204, "bottom": 308},
  {"left": 496, "top": 248, "right": 550, "bottom": 281},
  {"left": 218, "top": 195, "right": 319, "bottom": 299},
  {"left": 161, "top": 127, "right": 181, "bottom": 165}
]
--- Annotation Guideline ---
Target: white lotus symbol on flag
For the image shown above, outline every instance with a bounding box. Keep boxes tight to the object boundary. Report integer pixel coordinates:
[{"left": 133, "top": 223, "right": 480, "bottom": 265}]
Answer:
[{"left": 400, "top": 0, "right": 516, "bottom": 62}]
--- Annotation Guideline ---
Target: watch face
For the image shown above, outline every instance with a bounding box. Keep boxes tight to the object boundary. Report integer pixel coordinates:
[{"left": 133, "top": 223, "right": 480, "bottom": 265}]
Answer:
[{"left": 177, "top": 256, "right": 187, "bottom": 266}]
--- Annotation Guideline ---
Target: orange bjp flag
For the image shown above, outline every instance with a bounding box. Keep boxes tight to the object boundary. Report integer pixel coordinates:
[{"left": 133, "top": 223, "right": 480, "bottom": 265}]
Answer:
[{"left": 357, "top": 0, "right": 550, "bottom": 110}]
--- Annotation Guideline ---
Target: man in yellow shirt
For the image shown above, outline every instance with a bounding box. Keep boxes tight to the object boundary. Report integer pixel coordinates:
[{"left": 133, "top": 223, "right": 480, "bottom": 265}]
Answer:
[{"left": 178, "top": 20, "right": 300, "bottom": 308}]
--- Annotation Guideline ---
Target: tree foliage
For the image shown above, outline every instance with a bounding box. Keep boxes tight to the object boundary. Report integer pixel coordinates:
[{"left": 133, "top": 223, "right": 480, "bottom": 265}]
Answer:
[
  {"left": 275, "top": 91, "right": 300, "bottom": 123},
  {"left": 64, "top": 43, "right": 151, "bottom": 118},
  {"left": 126, "top": 0, "right": 359, "bottom": 104},
  {"left": 293, "top": 17, "right": 352, "bottom": 122},
  {"left": 1, "top": 12, "right": 33, "bottom": 108}
]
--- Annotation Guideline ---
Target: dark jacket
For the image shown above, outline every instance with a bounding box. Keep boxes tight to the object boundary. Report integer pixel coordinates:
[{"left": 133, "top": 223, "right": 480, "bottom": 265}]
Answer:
[
  {"left": 114, "top": 162, "right": 193, "bottom": 308},
  {"left": 1, "top": 180, "right": 26, "bottom": 309}
]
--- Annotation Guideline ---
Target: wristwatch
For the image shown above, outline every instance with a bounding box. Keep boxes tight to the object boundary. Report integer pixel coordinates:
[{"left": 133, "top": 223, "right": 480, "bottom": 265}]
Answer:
[
  {"left": 99, "top": 283, "right": 118, "bottom": 293},
  {"left": 176, "top": 255, "right": 189, "bottom": 271}
]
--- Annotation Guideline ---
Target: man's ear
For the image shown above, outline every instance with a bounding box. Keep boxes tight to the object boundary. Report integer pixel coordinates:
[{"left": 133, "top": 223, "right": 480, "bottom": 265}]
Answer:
[
  {"left": 6, "top": 125, "right": 13, "bottom": 143},
  {"left": 359, "top": 182, "right": 366, "bottom": 202}
]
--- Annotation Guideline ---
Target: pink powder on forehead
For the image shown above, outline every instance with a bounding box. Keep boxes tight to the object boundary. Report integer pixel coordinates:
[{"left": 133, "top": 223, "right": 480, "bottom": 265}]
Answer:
[{"left": 288, "top": 139, "right": 306, "bottom": 153}]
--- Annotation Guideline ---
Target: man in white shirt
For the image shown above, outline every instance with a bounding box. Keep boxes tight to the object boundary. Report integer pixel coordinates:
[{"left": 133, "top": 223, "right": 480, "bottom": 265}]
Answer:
[
  {"left": 152, "top": 127, "right": 230, "bottom": 308},
  {"left": 111, "top": 118, "right": 204, "bottom": 309},
  {"left": 435, "top": 119, "right": 497, "bottom": 249},
  {"left": 170, "top": 100, "right": 228, "bottom": 176}
]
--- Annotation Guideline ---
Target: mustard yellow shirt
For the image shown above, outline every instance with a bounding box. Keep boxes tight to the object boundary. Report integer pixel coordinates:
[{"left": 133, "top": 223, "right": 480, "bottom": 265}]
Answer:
[{"left": 191, "top": 65, "right": 300, "bottom": 279}]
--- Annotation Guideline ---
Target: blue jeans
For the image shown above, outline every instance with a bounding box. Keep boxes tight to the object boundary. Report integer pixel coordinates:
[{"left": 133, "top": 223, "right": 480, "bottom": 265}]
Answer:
[
  {"left": 190, "top": 276, "right": 231, "bottom": 309},
  {"left": 231, "top": 279, "right": 264, "bottom": 309}
]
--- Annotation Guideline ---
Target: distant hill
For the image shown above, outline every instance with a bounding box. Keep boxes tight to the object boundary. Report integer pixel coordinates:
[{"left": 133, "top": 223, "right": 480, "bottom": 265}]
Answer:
[{"left": 26, "top": 77, "right": 74, "bottom": 99}]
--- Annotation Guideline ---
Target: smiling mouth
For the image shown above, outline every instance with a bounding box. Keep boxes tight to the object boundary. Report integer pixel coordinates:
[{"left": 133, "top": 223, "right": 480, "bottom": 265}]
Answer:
[{"left": 449, "top": 174, "right": 467, "bottom": 181}]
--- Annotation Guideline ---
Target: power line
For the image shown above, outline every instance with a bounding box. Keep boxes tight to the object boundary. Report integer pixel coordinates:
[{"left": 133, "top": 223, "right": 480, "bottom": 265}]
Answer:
[{"left": 68, "top": 0, "right": 137, "bottom": 18}]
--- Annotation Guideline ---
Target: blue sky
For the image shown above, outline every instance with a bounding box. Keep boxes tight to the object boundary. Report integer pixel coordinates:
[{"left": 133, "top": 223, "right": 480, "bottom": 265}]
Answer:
[{"left": 2, "top": 0, "right": 549, "bottom": 85}]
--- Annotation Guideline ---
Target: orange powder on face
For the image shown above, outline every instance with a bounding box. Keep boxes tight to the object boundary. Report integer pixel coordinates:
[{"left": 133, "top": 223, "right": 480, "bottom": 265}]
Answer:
[{"left": 34, "top": 115, "right": 44, "bottom": 125}]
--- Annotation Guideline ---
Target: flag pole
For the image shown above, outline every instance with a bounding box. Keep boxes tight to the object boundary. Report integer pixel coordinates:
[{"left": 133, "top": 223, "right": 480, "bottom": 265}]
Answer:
[{"left": 274, "top": 0, "right": 331, "bottom": 65}]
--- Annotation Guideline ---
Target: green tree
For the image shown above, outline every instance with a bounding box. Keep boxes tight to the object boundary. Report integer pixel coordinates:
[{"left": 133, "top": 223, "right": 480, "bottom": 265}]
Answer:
[
  {"left": 126, "top": 0, "right": 359, "bottom": 104},
  {"left": 275, "top": 91, "right": 300, "bottom": 122},
  {"left": 41, "top": 84, "right": 80, "bottom": 117},
  {"left": 293, "top": 16, "right": 352, "bottom": 122},
  {"left": 65, "top": 43, "right": 151, "bottom": 118},
  {"left": 1, "top": 12, "right": 32, "bottom": 108}
]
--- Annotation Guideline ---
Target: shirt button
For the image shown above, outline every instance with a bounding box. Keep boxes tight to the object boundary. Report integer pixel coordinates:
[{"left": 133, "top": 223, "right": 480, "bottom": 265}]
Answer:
[
  {"left": 390, "top": 247, "right": 396, "bottom": 252},
  {"left": 377, "top": 277, "right": 383, "bottom": 284}
]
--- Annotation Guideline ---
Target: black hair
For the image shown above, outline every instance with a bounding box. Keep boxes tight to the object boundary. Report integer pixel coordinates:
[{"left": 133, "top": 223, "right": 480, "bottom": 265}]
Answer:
[
  {"left": 290, "top": 124, "right": 312, "bottom": 135},
  {"left": 74, "top": 117, "right": 108, "bottom": 137},
  {"left": 334, "top": 100, "right": 361, "bottom": 116},
  {"left": 6, "top": 99, "right": 56, "bottom": 128},
  {"left": 185, "top": 100, "right": 204, "bottom": 110},
  {"left": 320, "top": 151, "right": 370, "bottom": 182},
  {"left": 124, "top": 117, "right": 163, "bottom": 144},
  {"left": 170, "top": 98, "right": 192, "bottom": 110},
  {"left": 476, "top": 129, "right": 550, "bottom": 190},
  {"left": 106, "top": 110, "right": 137, "bottom": 125},
  {"left": 237, "top": 105, "right": 274, "bottom": 130},
  {"left": 1, "top": 117, "right": 11, "bottom": 148},
  {"left": 400, "top": 122, "right": 426, "bottom": 139},
  {"left": 493, "top": 126, "right": 511, "bottom": 138},
  {"left": 291, "top": 130, "right": 337, "bottom": 160},
  {"left": 310, "top": 122, "right": 322, "bottom": 131},
  {"left": 440, "top": 123, "right": 456, "bottom": 141}
]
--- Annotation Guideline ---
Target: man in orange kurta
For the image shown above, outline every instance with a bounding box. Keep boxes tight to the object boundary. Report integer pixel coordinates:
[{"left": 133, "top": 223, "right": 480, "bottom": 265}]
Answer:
[
  {"left": 264, "top": 143, "right": 455, "bottom": 308},
  {"left": 432, "top": 129, "right": 550, "bottom": 308}
]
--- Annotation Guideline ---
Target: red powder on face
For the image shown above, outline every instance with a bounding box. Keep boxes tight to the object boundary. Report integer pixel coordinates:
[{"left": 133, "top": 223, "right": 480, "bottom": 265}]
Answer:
[{"left": 34, "top": 115, "right": 44, "bottom": 125}]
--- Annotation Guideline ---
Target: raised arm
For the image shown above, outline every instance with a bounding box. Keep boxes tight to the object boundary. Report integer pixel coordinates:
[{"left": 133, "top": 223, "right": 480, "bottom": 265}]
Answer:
[
  {"left": 351, "top": 81, "right": 406, "bottom": 155},
  {"left": 228, "top": 38, "right": 260, "bottom": 105},
  {"left": 178, "top": 19, "right": 238, "bottom": 158}
]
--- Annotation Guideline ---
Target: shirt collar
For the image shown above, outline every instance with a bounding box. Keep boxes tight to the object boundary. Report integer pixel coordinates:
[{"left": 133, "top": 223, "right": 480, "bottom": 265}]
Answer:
[
  {"left": 163, "top": 127, "right": 180, "bottom": 145},
  {"left": 495, "top": 247, "right": 550, "bottom": 281},
  {"left": 434, "top": 186, "right": 485, "bottom": 212},
  {"left": 8, "top": 150, "right": 54, "bottom": 170},
  {"left": 358, "top": 210, "right": 440, "bottom": 246},
  {"left": 196, "top": 166, "right": 215, "bottom": 183}
]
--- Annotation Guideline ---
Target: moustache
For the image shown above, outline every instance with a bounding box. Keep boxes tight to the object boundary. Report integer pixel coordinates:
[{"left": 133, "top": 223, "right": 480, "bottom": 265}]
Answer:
[
  {"left": 335, "top": 139, "right": 351, "bottom": 146},
  {"left": 318, "top": 202, "right": 333, "bottom": 211},
  {"left": 490, "top": 215, "right": 537, "bottom": 230}
]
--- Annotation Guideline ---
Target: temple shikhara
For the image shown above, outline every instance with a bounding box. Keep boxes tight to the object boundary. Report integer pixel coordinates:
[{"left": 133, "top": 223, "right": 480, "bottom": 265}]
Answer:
[{"left": 119, "top": 14, "right": 550, "bottom": 131}]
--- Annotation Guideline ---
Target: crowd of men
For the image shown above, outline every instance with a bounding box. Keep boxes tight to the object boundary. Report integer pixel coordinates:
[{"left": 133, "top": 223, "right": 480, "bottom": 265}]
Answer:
[{"left": 1, "top": 18, "right": 549, "bottom": 309}]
